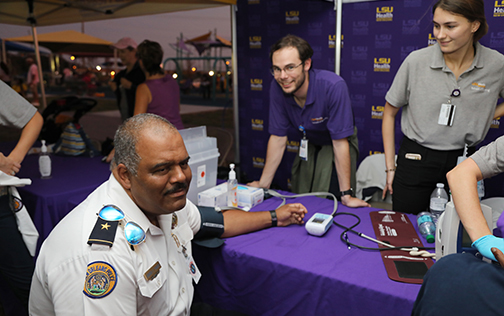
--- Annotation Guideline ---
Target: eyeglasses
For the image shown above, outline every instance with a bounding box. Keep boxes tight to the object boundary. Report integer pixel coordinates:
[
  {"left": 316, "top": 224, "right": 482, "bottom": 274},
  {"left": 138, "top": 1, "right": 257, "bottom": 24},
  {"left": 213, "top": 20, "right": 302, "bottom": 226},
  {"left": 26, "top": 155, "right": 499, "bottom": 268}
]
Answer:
[
  {"left": 270, "top": 62, "right": 304, "bottom": 76},
  {"left": 98, "top": 205, "right": 146, "bottom": 246}
]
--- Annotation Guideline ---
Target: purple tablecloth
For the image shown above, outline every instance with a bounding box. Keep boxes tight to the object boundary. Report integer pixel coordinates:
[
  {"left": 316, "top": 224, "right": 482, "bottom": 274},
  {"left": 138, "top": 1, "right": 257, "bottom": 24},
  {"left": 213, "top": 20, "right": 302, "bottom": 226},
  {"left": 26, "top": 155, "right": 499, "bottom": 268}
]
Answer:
[
  {"left": 193, "top": 194, "right": 423, "bottom": 316},
  {"left": 13, "top": 150, "right": 110, "bottom": 251}
]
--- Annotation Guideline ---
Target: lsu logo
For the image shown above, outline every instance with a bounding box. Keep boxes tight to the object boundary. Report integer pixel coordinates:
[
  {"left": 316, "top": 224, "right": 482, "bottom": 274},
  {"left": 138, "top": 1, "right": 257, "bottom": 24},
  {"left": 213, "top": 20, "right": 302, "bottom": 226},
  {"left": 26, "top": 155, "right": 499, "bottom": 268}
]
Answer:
[
  {"left": 84, "top": 261, "right": 117, "bottom": 299},
  {"left": 428, "top": 33, "right": 437, "bottom": 46},
  {"left": 376, "top": 6, "right": 393, "bottom": 13},
  {"left": 374, "top": 58, "right": 391, "bottom": 72},
  {"left": 251, "top": 118, "right": 264, "bottom": 131},
  {"left": 495, "top": 1, "right": 504, "bottom": 16},
  {"left": 369, "top": 151, "right": 384, "bottom": 156},
  {"left": 286, "top": 140, "right": 299, "bottom": 153},
  {"left": 371, "top": 105, "right": 384, "bottom": 119},
  {"left": 249, "top": 36, "right": 261, "bottom": 49},
  {"left": 374, "top": 58, "right": 390, "bottom": 64},
  {"left": 491, "top": 117, "right": 500, "bottom": 129},
  {"left": 376, "top": 6, "right": 393, "bottom": 21},
  {"left": 286, "top": 11, "right": 299, "bottom": 24},
  {"left": 252, "top": 157, "right": 265, "bottom": 168},
  {"left": 250, "top": 78, "right": 263, "bottom": 91},
  {"left": 328, "top": 34, "right": 336, "bottom": 48}
]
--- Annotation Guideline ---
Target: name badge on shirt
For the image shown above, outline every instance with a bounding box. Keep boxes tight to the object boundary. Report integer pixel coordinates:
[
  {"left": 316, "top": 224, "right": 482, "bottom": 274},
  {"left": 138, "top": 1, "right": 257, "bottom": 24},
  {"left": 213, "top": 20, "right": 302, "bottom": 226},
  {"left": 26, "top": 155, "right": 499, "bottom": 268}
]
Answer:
[
  {"left": 299, "top": 138, "right": 308, "bottom": 161},
  {"left": 438, "top": 103, "right": 456, "bottom": 126}
]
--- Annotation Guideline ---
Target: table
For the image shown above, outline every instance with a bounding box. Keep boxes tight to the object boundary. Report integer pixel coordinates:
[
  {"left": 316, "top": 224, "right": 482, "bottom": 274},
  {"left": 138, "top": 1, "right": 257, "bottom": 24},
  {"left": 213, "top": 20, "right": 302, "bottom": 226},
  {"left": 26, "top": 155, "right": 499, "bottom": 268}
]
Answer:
[
  {"left": 7, "top": 144, "right": 111, "bottom": 250},
  {"left": 193, "top": 194, "right": 425, "bottom": 316}
]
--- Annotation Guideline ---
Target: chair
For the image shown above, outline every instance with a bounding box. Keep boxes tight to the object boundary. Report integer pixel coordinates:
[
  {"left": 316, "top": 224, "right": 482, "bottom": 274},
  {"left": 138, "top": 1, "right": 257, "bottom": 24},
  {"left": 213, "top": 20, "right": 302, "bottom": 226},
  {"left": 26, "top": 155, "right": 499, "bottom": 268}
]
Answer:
[{"left": 356, "top": 153, "right": 395, "bottom": 204}]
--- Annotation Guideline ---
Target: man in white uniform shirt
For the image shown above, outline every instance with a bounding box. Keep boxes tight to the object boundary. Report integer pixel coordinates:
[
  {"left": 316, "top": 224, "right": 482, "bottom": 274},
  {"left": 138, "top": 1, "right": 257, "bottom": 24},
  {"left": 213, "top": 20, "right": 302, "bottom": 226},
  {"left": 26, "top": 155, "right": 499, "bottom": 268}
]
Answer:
[{"left": 29, "top": 113, "right": 307, "bottom": 316}]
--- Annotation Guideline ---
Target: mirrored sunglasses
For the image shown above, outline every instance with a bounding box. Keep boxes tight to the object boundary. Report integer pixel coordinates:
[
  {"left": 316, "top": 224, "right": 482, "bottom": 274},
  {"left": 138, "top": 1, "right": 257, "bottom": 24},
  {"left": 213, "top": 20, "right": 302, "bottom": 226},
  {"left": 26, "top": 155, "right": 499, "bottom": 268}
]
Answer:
[{"left": 98, "top": 205, "right": 146, "bottom": 246}]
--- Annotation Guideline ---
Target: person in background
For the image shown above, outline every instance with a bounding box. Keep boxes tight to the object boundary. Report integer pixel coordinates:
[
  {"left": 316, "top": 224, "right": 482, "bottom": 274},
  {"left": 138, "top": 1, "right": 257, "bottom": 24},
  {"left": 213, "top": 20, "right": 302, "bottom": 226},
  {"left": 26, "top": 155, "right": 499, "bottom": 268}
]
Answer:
[
  {"left": 134, "top": 40, "right": 184, "bottom": 130},
  {"left": 0, "top": 61, "right": 11, "bottom": 86},
  {"left": 248, "top": 34, "right": 369, "bottom": 208},
  {"left": 30, "top": 113, "right": 307, "bottom": 316},
  {"left": 412, "top": 135, "right": 504, "bottom": 315},
  {"left": 382, "top": 0, "right": 504, "bottom": 214},
  {"left": 108, "top": 37, "right": 146, "bottom": 122},
  {"left": 0, "top": 80, "right": 43, "bottom": 316},
  {"left": 25, "top": 57, "right": 40, "bottom": 106}
]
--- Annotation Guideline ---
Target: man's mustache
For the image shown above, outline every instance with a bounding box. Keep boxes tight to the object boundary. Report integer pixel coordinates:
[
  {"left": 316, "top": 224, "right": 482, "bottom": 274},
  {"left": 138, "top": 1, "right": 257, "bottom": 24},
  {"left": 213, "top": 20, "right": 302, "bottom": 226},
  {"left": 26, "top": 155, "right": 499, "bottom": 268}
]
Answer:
[{"left": 163, "top": 182, "right": 188, "bottom": 195}]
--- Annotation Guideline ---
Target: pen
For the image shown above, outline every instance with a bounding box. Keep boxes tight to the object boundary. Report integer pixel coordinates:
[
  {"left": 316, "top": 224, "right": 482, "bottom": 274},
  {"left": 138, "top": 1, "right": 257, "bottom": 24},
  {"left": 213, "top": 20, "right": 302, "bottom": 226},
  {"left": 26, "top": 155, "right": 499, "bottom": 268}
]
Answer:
[{"left": 344, "top": 232, "right": 351, "bottom": 250}]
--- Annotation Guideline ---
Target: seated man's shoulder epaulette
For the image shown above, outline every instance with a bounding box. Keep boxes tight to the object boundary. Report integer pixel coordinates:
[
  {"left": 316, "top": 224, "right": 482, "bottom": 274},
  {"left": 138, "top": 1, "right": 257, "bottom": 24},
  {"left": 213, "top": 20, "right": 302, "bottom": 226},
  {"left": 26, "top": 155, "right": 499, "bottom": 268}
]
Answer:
[{"left": 87, "top": 217, "right": 119, "bottom": 247}]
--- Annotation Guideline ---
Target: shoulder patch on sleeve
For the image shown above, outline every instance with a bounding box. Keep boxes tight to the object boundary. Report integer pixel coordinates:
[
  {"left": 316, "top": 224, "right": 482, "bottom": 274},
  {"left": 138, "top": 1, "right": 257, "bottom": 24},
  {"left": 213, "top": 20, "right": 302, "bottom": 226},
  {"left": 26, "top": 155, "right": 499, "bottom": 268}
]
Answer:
[
  {"left": 87, "top": 217, "right": 118, "bottom": 247},
  {"left": 83, "top": 261, "right": 117, "bottom": 298}
]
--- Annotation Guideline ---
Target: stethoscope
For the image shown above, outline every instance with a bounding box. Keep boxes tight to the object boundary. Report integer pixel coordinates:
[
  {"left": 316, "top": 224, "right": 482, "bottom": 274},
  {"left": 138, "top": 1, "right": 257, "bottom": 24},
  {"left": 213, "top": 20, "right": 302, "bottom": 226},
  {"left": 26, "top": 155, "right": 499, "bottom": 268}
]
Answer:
[{"left": 333, "top": 212, "right": 436, "bottom": 259}]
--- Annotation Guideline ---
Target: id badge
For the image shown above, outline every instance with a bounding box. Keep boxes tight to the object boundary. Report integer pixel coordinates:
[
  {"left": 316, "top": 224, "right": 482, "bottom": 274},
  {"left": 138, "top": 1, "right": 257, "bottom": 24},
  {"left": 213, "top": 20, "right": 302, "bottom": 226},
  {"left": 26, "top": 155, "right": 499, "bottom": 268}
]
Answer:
[
  {"left": 299, "top": 138, "right": 308, "bottom": 161},
  {"left": 438, "top": 103, "right": 456, "bottom": 126}
]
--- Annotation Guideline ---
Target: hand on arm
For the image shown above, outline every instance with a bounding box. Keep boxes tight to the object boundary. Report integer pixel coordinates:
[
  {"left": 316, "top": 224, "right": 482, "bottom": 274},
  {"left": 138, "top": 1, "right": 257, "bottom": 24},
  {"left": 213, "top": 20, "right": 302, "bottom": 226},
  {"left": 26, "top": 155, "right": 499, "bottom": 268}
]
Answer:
[
  {"left": 120, "top": 77, "right": 132, "bottom": 90},
  {"left": 247, "top": 135, "right": 287, "bottom": 188},
  {"left": 447, "top": 158, "right": 496, "bottom": 260},
  {"left": 220, "top": 203, "right": 307, "bottom": 238},
  {"left": 108, "top": 80, "right": 117, "bottom": 92},
  {"left": 332, "top": 138, "right": 370, "bottom": 208},
  {"left": 381, "top": 102, "right": 400, "bottom": 199}
]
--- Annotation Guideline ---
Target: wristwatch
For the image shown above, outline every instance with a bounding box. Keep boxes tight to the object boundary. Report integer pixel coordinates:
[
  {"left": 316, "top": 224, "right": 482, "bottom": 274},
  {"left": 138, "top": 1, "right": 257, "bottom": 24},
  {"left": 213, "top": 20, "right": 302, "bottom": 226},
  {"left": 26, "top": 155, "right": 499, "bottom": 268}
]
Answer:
[{"left": 340, "top": 188, "right": 353, "bottom": 197}]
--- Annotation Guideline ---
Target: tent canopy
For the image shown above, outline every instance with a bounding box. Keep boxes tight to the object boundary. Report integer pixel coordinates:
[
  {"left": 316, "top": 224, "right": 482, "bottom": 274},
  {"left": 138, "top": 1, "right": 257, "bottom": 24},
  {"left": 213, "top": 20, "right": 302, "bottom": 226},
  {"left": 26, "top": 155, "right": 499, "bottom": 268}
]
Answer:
[
  {"left": 0, "top": 0, "right": 235, "bottom": 27},
  {"left": 6, "top": 30, "right": 114, "bottom": 56}
]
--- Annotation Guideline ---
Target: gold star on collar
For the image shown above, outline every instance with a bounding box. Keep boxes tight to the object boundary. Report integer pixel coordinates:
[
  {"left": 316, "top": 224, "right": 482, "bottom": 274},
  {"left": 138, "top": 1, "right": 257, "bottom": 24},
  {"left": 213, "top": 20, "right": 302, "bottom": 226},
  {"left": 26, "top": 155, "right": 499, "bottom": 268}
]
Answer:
[{"left": 101, "top": 223, "right": 111, "bottom": 230}]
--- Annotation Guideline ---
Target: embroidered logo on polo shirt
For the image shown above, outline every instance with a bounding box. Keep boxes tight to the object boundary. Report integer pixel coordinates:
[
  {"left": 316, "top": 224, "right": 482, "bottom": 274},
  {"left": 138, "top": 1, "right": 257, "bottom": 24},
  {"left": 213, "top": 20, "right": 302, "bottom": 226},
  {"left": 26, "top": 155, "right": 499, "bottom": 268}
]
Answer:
[
  {"left": 471, "top": 82, "right": 489, "bottom": 92},
  {"left": 311, "top": 117, "right": 328, "bottom": 124},
  {"left": 83, "top": 261, "right": 117, "bottom": 299}
]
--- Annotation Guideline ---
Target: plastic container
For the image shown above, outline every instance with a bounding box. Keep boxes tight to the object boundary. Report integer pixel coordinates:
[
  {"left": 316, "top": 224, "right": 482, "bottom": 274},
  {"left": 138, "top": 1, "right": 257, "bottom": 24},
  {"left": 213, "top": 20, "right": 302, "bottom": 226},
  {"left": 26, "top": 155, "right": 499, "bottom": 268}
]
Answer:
[
  {"left": 227, "top": 163, "right": 238, "bottom": 207},
  {"left": 430, "top": 183, "right": 448, "bottom": 221},
  {"left": 417, "top": 212, "right": 436, "bottom": 243},
  {"left": 180, "top": 126, "right": 220, "bottom": 204},
  {"left": 39, "top": 140, "right": 52, "bottom": 178}
]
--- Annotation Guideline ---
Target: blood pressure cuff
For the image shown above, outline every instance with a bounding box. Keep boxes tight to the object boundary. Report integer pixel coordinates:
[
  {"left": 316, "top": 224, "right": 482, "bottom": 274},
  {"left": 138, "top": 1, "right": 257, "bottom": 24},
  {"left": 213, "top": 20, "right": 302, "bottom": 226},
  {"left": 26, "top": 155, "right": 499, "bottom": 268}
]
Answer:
[{"left": 193, "top": 206, "right": 225, "bottom": 248}]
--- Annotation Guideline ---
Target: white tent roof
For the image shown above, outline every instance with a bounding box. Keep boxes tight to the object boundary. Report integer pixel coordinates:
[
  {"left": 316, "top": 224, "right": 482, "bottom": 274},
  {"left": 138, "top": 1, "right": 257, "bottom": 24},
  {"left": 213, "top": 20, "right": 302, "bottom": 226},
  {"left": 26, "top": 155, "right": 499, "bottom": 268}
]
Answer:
[{"left": 0, "top": 0, "right": 235, "bottom": 27}]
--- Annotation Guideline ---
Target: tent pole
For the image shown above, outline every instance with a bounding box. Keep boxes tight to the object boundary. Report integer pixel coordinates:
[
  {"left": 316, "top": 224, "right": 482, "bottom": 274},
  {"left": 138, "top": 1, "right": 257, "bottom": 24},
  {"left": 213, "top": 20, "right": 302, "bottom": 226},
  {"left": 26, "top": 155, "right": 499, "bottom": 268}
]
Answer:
[
  {"left": 31, "top": 26, "right": 47, "bottom": 109},
  {"left": 231, "top": 4, "right": 240, "bottom": 181},
  {"left": 334, "top": 0, "right": 342, "bottom": 75},
  {"left": 1, "top": 40, "right": 6, "bottom": 63}
]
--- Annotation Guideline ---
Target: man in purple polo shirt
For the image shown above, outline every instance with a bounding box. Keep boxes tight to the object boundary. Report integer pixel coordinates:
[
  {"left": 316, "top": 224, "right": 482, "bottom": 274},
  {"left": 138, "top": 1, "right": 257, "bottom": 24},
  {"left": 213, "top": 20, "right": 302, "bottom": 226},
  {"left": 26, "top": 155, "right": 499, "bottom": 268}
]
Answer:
[{"left": 248, "top": 34, "right": 369, "bottom": 208}]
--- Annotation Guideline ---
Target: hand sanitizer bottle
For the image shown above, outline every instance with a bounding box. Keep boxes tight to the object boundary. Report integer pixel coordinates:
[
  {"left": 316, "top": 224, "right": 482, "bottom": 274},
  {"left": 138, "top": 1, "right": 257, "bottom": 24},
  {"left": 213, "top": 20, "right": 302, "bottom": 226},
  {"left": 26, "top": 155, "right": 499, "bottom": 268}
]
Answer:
[
  {"left": 227, "top": 163, "right": 238, "bottom": 207},
  {"left": 39, "top": 140, "right": 51, "bottom": 178}
]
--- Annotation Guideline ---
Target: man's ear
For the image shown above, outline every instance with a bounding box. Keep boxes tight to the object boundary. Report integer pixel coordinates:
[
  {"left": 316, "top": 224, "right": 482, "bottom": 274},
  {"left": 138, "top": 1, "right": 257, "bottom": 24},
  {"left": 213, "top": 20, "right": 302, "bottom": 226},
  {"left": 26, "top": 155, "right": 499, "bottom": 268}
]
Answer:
[
  {"left": 115, "top": 163, "right": 132, "bottom": 190},
  {"left": 303, "top": 58, "right": 312, "bottom": 72}
]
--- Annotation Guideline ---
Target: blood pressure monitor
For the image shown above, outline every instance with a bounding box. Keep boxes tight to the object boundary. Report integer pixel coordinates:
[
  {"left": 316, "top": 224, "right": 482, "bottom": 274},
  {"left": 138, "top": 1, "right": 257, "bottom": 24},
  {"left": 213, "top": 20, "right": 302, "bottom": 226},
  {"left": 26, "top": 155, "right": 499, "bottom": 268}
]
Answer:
[{"left": 305, "top": 213, "right": 333, "bottom": 236}]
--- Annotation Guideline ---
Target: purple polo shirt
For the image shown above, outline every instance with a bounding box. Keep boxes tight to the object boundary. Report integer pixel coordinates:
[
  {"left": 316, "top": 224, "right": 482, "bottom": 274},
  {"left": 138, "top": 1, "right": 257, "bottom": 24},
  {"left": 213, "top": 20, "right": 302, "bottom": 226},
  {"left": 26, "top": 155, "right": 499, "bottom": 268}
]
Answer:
[{"left": 269, "top": 69, "right": 355, "bottom": 146}]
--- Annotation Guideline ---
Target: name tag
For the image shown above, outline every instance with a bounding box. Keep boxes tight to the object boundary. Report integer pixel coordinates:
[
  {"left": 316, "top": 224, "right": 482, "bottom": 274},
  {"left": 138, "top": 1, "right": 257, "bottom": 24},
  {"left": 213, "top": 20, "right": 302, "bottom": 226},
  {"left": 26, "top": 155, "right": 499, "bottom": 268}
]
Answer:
[
  {"left": 438, "top": 103, "right": 456, "bottom": 126},
  {"left": 299, "top": 139, "right": 308, "bottom": 161}
]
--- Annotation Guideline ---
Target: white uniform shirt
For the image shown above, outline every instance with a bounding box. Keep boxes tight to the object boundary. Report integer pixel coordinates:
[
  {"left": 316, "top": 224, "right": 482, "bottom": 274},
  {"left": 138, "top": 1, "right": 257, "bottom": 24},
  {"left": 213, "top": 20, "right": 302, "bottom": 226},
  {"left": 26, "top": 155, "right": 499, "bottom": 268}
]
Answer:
[{"left": 29, "top": 174, "right": 202, "bottom": 316}]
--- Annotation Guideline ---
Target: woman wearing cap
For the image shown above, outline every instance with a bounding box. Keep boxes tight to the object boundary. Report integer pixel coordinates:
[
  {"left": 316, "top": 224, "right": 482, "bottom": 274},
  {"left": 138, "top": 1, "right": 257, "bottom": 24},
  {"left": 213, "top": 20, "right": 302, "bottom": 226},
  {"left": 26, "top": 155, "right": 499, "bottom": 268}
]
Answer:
[
  {"left": 382, "top": 0, "right": 504, "bottom": 214},
  {"left": 134, "top": 40, "right": 184, "bottom": 130}
]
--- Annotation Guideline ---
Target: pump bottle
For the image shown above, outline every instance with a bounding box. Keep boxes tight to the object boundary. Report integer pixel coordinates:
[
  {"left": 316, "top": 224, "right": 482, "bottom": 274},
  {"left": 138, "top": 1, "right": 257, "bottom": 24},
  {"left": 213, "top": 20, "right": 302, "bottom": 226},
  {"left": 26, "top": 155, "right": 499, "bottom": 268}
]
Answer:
[
  {"left": 227, "top": 163, "right": 238, "bottom": 207},
  {"left": 39, "top": 140, "right": 52, "bottom": 178}
]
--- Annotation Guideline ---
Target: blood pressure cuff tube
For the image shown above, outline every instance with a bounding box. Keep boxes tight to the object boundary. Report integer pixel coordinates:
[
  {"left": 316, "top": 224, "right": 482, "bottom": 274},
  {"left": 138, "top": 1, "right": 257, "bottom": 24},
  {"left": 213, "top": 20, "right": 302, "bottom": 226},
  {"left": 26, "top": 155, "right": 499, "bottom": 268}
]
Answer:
[{"left": 193, "top": 206, "right": 225, "bottom": 248}]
